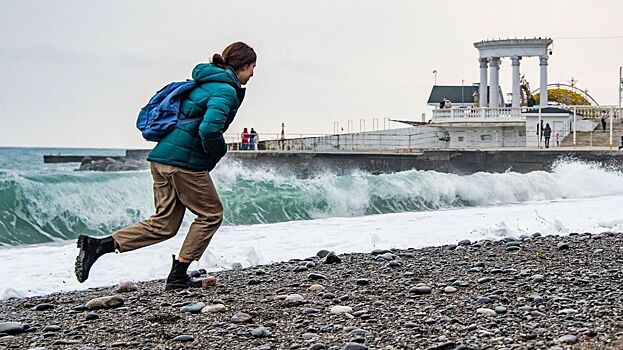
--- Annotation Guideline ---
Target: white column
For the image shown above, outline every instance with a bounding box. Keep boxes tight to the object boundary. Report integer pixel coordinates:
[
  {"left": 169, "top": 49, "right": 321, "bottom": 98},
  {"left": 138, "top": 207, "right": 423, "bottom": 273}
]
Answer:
[
  {"left": 489, "top": 57, "right": 500, "bottom": 108},
  {"left": 511, "top": 56, "right": 521, "bottom": 108},
  {"left": 479, "top": 58, "right": 488, "bottom": 107},
  {"left": 539, "top": 55, "right": 548, "bottom": 107}
]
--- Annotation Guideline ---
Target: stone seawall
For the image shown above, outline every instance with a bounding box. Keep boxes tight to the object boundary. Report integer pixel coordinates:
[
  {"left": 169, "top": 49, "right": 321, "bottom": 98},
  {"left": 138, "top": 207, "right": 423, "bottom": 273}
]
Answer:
[{"left": 226, "top": 150, "right": 623, "bottom": 175}]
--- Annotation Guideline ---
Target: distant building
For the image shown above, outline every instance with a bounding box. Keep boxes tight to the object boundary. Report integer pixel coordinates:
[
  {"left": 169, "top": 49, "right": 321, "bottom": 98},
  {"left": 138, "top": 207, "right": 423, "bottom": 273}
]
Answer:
[{"left": 427, "top": 85, "right": 503, "bottom": 108}]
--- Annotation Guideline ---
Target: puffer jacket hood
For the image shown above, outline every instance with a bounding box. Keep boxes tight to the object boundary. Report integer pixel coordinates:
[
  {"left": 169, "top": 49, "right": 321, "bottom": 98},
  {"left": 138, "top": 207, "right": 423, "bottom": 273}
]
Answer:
[{"left": 192, "top": 64, "right": 240, "bottom": 86}]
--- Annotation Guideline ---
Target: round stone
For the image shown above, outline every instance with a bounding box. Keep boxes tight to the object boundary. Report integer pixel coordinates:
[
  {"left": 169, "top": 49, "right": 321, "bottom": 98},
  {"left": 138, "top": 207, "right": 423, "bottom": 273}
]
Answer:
[
  {"left": 231, "top": 312, "right": 253, "bottom": 323},
  {"left": 308, "top": 284, "right": 325, "bottom": 292},
  {"left": 201, "top": 304, "right": 227, "bottom": 313},
  {"left": 172, "top": 335, "right": 194, "bottom": 342},
  {"left": 201, "top": 276, "right": 217, "bottom": 288},
  {"left": 85, "top": 295, "right": 124, "bottom": 310},
  {"left": 42, "top": 325, "right": 61, "bottom": 332},
  {"left": 316, "top": 250, "right": 331, "bottom": 258},
  {"left": 85, "top": 312, "right": 99, "bottom": 320},
  {"left": 476, "top": 308, "right": 497, "bottom": 317},
  {"left": 308, "top": 273, "right": 327, "bottom": 281},
  {"left": 33, "top": 303, "right": 55, "bottom": 311},
  {"left": 180, "top": 302, "right": 205, "bottom": 314},
  {"left": 408, "top": 285, "right": 432, "bottom": 295},
  {"left": 443, "top": 286, "right": 457, "bottom": 293},
  {"left": 324, "top": 252, "right": 341, "bottom": 264},
  {"left": 458, "top": 239, "right": 471, "bottom": 246},
  {"left": 284, "top": 294, "right": 305, "bottom": 305},
  {"left": 342, "top": 343, "right": 368, "bottom": 350},
  {"left": 495, "top": 306, "right": 507, "bottom": 314},
  {"left": 293, "top": 265, "right": 308, "bottom": 272},
  {"left": 0, "top": 322, "right": 25, "bottom": 335},
  {"left": 476, "top": 297, "right": 491, "bottom": 304},
  {"left": 531, "top": 274, "right": 545, "bottom": 283},
  {"left": 354, "top": 279, "right": 369, "bottom": 286},
  {"left": 251, "top": 326, "right": 271, "bottom": 338},
  {"left": 330, "top": 305, "right": 353, "bottom": 315},
  {"left": 559, "top": 335, "right": 578, "bottom": 343},
  {"left": 114, "top": 281, "right": 139, "bottom": 293}
]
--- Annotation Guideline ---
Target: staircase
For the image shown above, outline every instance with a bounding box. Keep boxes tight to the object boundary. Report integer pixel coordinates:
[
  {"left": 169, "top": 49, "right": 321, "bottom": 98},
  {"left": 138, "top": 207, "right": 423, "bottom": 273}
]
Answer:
[{"left": 560, "top": 119, "right": 623, "bottom": 147}]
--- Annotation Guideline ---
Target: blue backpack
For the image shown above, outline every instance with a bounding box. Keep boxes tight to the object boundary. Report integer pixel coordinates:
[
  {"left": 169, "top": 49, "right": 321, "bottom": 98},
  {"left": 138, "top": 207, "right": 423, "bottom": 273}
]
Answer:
[{"left": 136, "top": 80, "right": 198, "bottom": 142}]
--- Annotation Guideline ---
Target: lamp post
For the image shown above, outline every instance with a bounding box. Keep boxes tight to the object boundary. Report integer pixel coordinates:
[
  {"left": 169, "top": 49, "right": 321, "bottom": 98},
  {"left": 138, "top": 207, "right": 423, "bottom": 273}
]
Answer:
[{"left": 433, "top": 70, "right": 437, "bottom": 85}]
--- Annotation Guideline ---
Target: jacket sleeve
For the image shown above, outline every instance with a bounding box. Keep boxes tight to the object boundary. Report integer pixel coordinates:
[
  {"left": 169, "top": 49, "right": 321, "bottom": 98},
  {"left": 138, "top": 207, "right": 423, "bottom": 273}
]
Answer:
[{"left": 199, "top": 86, "right": 237, "bottom": 164}]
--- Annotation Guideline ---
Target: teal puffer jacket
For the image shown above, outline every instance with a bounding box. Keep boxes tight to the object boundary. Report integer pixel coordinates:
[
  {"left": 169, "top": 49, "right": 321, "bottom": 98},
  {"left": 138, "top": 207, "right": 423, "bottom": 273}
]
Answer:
[{"left": 146, "top": 63, "right": 246, "bottom": 171}]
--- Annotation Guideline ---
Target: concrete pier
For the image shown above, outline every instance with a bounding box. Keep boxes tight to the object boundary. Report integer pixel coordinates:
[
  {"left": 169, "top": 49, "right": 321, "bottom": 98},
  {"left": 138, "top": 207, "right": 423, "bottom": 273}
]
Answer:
[
  {"left": 227, "top": 149, "right": 623, "bottom": 176},
  {"left": 44, "top": 149, "right": 623, "bottom": 176}
]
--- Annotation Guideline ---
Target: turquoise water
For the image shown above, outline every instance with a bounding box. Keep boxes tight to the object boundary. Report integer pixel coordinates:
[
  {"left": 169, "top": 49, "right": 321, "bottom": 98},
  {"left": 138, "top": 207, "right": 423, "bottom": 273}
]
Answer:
[{"left": 2, "top": 147, "right": 623, "bottom": 246}]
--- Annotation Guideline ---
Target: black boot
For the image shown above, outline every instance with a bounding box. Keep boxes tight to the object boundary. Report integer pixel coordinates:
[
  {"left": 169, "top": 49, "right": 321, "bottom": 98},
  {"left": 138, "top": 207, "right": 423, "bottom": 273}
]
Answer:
[
  {"left": 165, "top": 255, "right": 202, "bottom": 291},
  {"left": 74, "top": 235, "right": 116, "bottom": 283}
]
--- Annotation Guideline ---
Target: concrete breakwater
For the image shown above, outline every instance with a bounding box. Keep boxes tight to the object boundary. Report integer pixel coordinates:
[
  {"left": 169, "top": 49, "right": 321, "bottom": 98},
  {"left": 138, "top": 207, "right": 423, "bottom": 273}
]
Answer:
[
  {"left": 45, "top": 149, "right": 623, "bottom": 174},
  {"left": 228, "top": 149, "right": 623, "bottom": 175}
]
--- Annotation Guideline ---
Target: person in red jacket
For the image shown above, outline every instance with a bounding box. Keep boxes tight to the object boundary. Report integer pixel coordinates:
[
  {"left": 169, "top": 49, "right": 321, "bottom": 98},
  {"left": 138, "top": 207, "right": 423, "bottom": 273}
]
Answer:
[{"left": 241, "top": 127, "right": 250, "bottom": 150}]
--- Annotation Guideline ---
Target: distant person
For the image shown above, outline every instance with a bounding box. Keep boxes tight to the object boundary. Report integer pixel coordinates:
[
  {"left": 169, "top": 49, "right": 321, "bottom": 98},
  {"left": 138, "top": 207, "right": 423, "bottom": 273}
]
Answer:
[
  {"left": 536, "top": 120, "right": 544, "bottom": 147},
  {"left": 601, "top": 111, "right": 607, "bottom": 131},
  {"left": 241, "top": 127, "right": 250, "bottom": 150},
  {"left": 439, "top": 98, "right": 446, "bottom": 109},
  {"left": 543, "top": 123, "right": 552, "bottom": 148},
  {"left": 444, "top": 99, "right": 452, "bottom": 109},
  {"left": 555, "top": 132, "right": 560, "bottom": 147},
  {"left": 249, "top": 128, "right": 259, "bottom": 150},
  {"left": 527, "top": 94, "right": 536, "bottom": 107},
  {"left": 74, "top": 42, "right": 257, "bottom": 290}
]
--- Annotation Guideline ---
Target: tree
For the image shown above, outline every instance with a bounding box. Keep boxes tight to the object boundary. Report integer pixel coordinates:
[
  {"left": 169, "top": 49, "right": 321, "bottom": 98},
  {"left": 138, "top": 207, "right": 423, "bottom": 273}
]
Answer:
[{"left": 534, "top": 88, "right": 591, "bottom": 106}]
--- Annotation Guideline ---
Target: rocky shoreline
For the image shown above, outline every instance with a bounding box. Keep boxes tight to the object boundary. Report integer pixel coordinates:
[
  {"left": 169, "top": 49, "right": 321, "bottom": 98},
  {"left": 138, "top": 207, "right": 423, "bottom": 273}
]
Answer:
[{"left": 2, "top": 232, "right": 623, "bottom": 349}]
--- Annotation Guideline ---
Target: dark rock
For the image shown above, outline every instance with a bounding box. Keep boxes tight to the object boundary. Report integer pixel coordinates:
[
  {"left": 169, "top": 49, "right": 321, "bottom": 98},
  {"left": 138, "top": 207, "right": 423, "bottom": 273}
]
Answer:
[
  {"left": 426, "top": 341, "right": 456, "bottom": 350},
  {"left": 42, "top": 325, "right": 61, "bottom": 332},
  {"left": 85, "top": 312, "right": 99, "bottom": 320},
  {"left": 316, "top": 250, "right": 331, "bottom": 258},
  {"left": 354, "top": 278, "right": 369, "bottom": 286},
  {"left": 408, "top": 285, "right": 432, "bottom": 295},
  {"left": 293, "top": 265, "right": 308, "bottom": 272},
  {"left": 309, "top": 344, "right": 326, "bottom": 350},
  {"left": 172, "top": 335, "right": 194, "bottom": 342},
  {"left": 324, "top": 252, "right": 341, "bottom": 264},
  {"left": 0, "top": 322, "right": 26, "bottom": 335},
  {"left": 308, "top": 273, "right": 327, "bottom": 280},
  {"left": 33, "top": 303, "right": 55, "bottom": 311}
]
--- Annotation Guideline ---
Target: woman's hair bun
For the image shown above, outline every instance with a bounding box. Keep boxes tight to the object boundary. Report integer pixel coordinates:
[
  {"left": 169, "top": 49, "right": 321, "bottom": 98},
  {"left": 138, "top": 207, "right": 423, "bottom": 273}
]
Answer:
[{"left": 211, "top": 53, "right": 226, "bottom": 68}]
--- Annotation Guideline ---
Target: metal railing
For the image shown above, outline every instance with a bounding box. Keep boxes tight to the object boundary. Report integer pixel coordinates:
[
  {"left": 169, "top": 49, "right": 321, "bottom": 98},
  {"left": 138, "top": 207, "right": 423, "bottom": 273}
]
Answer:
[{"left": 224, "top": 105, "right": 623, "bottom": 152}]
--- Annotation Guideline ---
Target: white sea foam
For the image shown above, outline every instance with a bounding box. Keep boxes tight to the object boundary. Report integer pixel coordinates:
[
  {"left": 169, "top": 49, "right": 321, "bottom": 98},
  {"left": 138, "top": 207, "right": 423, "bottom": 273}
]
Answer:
[{"left": 1, "top": 193, "right": 622, "bottom": 300}]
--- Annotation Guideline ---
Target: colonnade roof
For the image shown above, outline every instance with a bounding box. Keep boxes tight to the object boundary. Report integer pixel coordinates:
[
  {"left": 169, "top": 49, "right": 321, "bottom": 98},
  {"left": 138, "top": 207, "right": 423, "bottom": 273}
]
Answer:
[{"left": 474, "top": 38, "right": 553, "bottom": 58}]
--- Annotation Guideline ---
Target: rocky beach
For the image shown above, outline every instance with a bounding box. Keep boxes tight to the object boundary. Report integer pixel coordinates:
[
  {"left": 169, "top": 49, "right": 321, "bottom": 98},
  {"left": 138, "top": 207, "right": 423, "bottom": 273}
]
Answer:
[{"left": 1, "top": 232, "right": 623, "bottom": 350}]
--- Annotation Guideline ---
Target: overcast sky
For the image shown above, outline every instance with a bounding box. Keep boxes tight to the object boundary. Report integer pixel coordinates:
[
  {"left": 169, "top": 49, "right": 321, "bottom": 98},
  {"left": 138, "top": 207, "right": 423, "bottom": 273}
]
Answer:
[{"left": 1, "top": 0, "right": 622, "bottom": 148}]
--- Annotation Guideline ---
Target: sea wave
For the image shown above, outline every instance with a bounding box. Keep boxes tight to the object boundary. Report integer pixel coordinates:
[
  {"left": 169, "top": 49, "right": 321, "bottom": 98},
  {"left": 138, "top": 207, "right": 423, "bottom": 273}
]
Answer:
[{"left": 1, "top": 159, "right": 621, "bottom": 246}]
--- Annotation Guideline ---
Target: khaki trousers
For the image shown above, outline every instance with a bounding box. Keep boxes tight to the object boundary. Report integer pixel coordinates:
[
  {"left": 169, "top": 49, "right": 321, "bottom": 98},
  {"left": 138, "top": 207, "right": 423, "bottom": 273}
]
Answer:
[{"left": 112, "top": 162, "right": 223, "bottom": 261}]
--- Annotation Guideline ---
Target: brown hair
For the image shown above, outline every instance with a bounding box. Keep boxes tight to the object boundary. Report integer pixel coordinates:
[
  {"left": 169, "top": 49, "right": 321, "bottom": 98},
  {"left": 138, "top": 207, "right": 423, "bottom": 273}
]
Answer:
[{"left": 211, "top": 42, "right": 256, "bottom": 71}]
